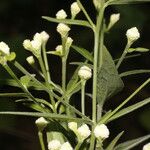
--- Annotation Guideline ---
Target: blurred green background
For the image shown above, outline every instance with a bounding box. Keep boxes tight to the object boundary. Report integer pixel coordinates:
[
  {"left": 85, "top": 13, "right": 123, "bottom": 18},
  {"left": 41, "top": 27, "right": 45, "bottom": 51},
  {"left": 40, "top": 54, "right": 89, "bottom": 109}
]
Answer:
[{"left": 0, "top": 0, "right": 150, "bottom": 150}]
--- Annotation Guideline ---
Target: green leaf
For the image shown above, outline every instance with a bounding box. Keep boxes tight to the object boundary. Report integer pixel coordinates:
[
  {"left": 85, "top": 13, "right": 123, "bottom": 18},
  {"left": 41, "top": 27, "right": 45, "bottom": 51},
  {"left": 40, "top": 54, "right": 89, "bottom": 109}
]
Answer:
[
  {"left": 0, "top": 111, "right": 91, "bottom": 124},
  {"left": 114, "top": 134, "right": 150, "bottom": 150},
  {"left": 108, "top": 0, "right": 150, "bottom": 5},
  {"left": 108, "top": 97, "right": 150, "bottom": 122},
  {"left": 71, "top": 45, "right": 93, "bottom": 63},
  {"left": 106, "top": 131, "right": 124, "bottom": 150},
  {"left": 42, "top": 16, "right": 92, "bottom": 28},
  {"left": 97, "top": 46, "right": 124, "bottom": 104},
  {"left": 120, "top": 69, "right": 150, "bottom": 78}
]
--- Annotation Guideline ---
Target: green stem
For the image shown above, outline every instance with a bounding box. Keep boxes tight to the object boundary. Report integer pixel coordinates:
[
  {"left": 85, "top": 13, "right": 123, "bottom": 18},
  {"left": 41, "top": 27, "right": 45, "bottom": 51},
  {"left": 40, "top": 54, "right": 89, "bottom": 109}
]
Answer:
[
  {"left": 3, "top": 64, "right": 39, "bottom": 105},
  {"left": 77, "top": 0, "right": 95, "bottom": 29},
  {"left": 90, "top": 4, "right": 105, "bottom": 150},
  {"left": 38, "top": 131, "right": 46, "bottom": 150},
  {"left": 38, "top": 57, "right": 56, "bottom": 110},
  {"left": 62, "top": 57, "right": 67, "bottom": 92},
  {"left": 14, "top": 61, "right": 92, "bottom": 121},
  {"left": 81, "top": 80, "right": 86, "bottom": 115},
  {"left": 116, "top": 44, "right": 130, "bottom": 69},
  {"left": 75, "top": 142, "right": 82, "bottom": 150}
]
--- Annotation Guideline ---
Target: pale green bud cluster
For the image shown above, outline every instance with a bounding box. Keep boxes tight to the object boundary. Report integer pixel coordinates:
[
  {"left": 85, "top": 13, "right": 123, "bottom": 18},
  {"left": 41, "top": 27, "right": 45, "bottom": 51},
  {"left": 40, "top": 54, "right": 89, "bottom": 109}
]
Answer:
[
  {"left": 126, "top": 27, "right": 140, "bottom": 45},
  {"left": 71, "top": 2, "right": 81, "bottom": 18},
  {"left": 78, "top": 65, "right": 92, "bottom": 80},
  {"left": 68, "top": 122, "right": 91, "bottom": 142},
  {"left": 143, "top": 143, "right": 150, "bottom": 150},
  {"left": 56, "top": 9, "right": 67, "bottom": 19},
  {"left": 23, "top": 31, "right": 49, "bottom": 58},
  {"left": 94, "top": 124, "right": 110, "bottom": 139},
  {"left": 35, "top": 117, "right": 48, "bottom": 131},
  {"left": 48, "top": 140, "right": 73, "bottom": 150}
]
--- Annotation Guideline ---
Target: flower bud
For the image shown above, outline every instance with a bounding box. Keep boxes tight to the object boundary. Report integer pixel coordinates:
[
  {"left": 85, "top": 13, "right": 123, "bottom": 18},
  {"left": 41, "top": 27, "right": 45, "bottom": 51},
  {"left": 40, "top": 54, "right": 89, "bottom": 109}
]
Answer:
[
  {"left": 48, "top": 140, "right": 61, "bottom": 150},
  {"left": 68, "top": 122, "right": 77, "bottom": 131},
  {"left": 57, "top": 23, "right": 70, "bottom": 38},
  {"left": 35, "top": 117, "right": 48, "bottom": 131},
  {"left": 56, "top": 9, "right": 67, "bottom": 19},
  {"left": 40, "top": 31, "right": 50, "bottom": 43},
  {"left": 66, "top": 37, "right": 73, "bottom": 50},
  {"left": 143, "top": 143, "right": 150, "bottom": 150},
  {"left": 23, "top": 39, "right": 32, "bottom": 51},
  {"left": 26, "top": 56, "right": 35, "bottom": 65},
  {"left": 126, "top": 27, "right": 140, "bottom": 45},
  {"left": 77, "top": 124, "right": 91, "bottom": 140},
  {"left": 71, "top": 2, "right": 81, "bottom": 18},
  {"left": 0, "top": 41, "right": 10, "bottom": 55},
  {"left": 78, "top": 65, "right": 92, "bottom": 80},
  {"left": 60, "top": 142, "right": 73, "bottom": 150},
  {"left": 94, "top": 124, "right": 110, "bottom": 139}
]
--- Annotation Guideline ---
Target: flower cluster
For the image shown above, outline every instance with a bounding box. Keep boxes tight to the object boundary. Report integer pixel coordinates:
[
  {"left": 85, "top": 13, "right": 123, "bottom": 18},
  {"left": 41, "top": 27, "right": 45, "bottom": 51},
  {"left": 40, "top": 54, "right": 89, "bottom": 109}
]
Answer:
[
  {"left": 48, "top": 140, "right": 73, "bottom": 150},
  {"left": 23, "top": 31, "right": 49, "bottom": 58},
  {"left": 68, "top": 122, "right": 109, "bottom": 142}
]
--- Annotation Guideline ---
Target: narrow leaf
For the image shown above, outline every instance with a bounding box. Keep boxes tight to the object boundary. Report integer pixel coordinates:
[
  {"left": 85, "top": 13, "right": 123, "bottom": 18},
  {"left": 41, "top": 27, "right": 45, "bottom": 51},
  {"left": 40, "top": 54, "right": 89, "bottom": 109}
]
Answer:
[
  {"left": 71, "top": 45, "right": 93, "bottom": 62},
  {"left": 108, "top": 0, "right": 150, "bottom": 5},
  {"left": 114, "top": 134, "right": 150, "bottom": 150},
  {"left": 106, "top": 131, "right": 124, "bottom": 150},
  {"left": 42, "top": 16, "right": 92, "bottom": 28},
  {"left": 120, "top": 69, "right": 150, "bottom": 77},
  {"left": 108, "top": 97, "right": 150, "bottom": 122},
  {"left": 0, "top": 111, "right": 92, "bottom": 124},
  {"left": 0, "top": 93, "right": 27, "bottom": 97}
]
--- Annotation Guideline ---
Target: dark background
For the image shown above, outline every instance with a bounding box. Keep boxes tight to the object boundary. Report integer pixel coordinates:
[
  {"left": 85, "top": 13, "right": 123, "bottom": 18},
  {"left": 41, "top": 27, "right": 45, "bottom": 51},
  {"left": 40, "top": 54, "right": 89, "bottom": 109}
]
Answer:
[{"left": 0, "top": 0, "right": 150, "bottom": 150}]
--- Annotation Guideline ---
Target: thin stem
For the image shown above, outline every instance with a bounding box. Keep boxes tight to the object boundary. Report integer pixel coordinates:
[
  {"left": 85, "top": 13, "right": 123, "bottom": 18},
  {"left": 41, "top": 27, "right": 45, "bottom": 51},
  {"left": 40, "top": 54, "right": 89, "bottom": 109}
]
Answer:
[
  {"left": 38, "top": 57, "right": 56, "bottom": 110},
  {"left": 42, "top": 43, "right": 51, "bottom": 82},
  {"left": 3, "top": 64, "right": 40, "bottom": 105},
  {"left": 38, "top": 131, "right": 46, "bottom": 150},
  {"left": 62, "top": 57, "right": 67, "bottom": 91},
  {"left": 116, "top": 44, "right": 130, "bottom": 69},
  {"left": 81, "top": 80, "right": 86, "bottom": 115},
  {"left": 14, "top": 61, "right": 92, "bottom": 121},
  {"left": 75, "top": 142, "right": 82, "bottom": 150},
  {"left": 77, "top": 0, "right": 95, "bottom": 29}
]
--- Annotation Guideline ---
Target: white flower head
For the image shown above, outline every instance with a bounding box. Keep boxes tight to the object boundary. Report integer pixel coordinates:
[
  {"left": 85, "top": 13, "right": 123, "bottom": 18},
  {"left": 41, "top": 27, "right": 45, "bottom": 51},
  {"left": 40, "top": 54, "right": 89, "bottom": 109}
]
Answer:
[
  {"left": 94, "top": 124, "right": 110, "bottom": 139},
  {"left": 110, "top": 13, "right": 120, "bottom": 25},
  {"left": 55, "top": 45, "right": 63, "bottom": 56},
  {"left": 60, "top": 142, "right": 73, "bottom": 150},
  {"left": 56, "top": 9, "right": 67, "bottom": 19},
  {"left": 26, "top": 56, "right": 35, "bottom": 65},
  {"left": 0, "top": 41, "right": 10, "bottom": 55},
  {"left": 68, "top": 122, "right": 77, "bottom": 131},
  {"left": 57, "top": 23, "right": 70, "bottom": 38},
  {"left": 126, "top": 27, "right": 140, "bottom": 44},
  {"left": 48, "top": 140, "right": 61, "bottom": 150},
  {"left": 77, "top": 124, "right": 91, "bottom": 140},
  {"left": 78, "top": 65, "right": 92, "bottom": 80},
  {"left": 35, "top": 117, "right": 48, "bottom": 131},
  {"left": 143, "top": 143, "right": 150, "bottom": 150},
  {"left": 71, "top": 2, "right": 81, "bottom": 18}
]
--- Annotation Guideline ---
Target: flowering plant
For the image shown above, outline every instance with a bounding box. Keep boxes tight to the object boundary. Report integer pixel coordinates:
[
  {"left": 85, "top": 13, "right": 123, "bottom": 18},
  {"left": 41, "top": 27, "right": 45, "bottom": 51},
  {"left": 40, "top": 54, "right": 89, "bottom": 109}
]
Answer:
[{"left": 0, "top": 0, "right": 150, "bottom": 149}]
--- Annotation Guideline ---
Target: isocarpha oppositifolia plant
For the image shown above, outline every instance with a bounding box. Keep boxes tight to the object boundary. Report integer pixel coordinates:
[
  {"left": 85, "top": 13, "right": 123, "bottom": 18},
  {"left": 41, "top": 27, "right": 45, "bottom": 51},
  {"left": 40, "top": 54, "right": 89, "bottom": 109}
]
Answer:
[{"left": 0, "top": 0, "right": 150, "bottom": 149}]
